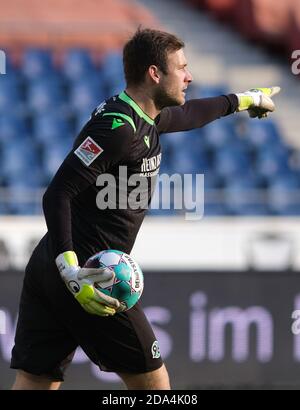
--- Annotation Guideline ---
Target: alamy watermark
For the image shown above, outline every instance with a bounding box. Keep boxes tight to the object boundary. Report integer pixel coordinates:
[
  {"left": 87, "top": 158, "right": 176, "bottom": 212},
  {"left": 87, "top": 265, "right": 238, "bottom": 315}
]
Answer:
[
  {"left": 292, "top": 310, "right": 300, "bottom": 335},
  {"left": 95, "top": 166, "right": 204, "bottom": 221},
  {"left": 291, "top": 50, "right": 300, "bottom": 75},
  {"left": 0, "top": 50, "right": 6, "bottom": 74},
  {"left": 0, "top": 310, "right": 6, "bottom": 335}
]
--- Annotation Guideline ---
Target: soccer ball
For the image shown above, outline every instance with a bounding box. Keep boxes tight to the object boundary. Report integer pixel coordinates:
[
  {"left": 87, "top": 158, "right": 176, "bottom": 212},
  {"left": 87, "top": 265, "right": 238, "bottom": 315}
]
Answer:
[{"left": 84, "top": 250, "right": 144, "bottom": 311}]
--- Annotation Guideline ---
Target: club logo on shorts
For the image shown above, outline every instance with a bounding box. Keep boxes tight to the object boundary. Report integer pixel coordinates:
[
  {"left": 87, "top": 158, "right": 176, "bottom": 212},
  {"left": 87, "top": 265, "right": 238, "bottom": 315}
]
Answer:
[
  {"left": 74, "top": 136, "right": 103, "bottom": 166},
  {"left": 151, "top": 340, "right": 161, "bottom": 359}
]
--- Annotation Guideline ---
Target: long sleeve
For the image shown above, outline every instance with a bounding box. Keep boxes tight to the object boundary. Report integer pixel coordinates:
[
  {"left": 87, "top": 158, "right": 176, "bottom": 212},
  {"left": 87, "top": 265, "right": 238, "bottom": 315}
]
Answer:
[
  {"left": 156, "top": 94, "right": 238, "bottom": 133},
  {"left": 42, "top": 117, "right": 134, "bottom": 258},
  {"left": 42, "top": 163, "right": 91, "bottom": 255}
]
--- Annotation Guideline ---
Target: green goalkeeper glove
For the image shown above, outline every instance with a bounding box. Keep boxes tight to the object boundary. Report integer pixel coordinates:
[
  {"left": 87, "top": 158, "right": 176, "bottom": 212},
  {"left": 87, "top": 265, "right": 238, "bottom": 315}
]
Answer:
[
  {"left": 56, "top": 251, "right": 121, "bottom": 316},
  {"left": 236, "top": 86, "right": 281, "bottom": 119}
]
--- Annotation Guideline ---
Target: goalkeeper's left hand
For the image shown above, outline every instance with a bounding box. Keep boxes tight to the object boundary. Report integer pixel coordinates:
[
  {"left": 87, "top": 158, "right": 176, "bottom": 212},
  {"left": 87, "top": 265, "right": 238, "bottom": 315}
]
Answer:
[
  {"left": 56, "top": 251, "right": 122, "bottom": 316},
  {"left": 236, "top": 87, "right": 281, "bottom": 119}
]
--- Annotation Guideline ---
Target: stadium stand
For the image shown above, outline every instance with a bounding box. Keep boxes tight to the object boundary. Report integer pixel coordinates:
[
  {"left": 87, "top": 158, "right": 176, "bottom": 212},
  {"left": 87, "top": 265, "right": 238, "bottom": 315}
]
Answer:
[
  {"left": 0, "top": 0, "right": 159, "bottom": 49},
  {"left": 0, "top": 0, "right": 300, "bottom": 216},
  {"left": 185, "top": 0, "right": 300, "bottom": 57}
]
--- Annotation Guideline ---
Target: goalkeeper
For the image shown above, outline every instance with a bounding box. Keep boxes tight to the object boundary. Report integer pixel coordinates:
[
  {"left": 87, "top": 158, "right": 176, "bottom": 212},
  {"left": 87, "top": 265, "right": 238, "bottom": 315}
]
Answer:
[{"left": 10, "top": 27, "right": 280, "bottom": 390}]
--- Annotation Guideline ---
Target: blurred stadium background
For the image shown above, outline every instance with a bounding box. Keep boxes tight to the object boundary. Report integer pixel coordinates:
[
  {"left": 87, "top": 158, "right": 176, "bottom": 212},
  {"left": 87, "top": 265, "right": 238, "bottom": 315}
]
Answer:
[{"left": 1, "top": 0, "right": 300, "bottom": 390}]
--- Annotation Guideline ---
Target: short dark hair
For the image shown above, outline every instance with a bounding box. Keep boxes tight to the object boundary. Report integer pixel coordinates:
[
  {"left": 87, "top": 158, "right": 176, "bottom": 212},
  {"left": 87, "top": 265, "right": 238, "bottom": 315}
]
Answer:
[{"left": 123, "top": 28, "right": 185, "bottom": 86}]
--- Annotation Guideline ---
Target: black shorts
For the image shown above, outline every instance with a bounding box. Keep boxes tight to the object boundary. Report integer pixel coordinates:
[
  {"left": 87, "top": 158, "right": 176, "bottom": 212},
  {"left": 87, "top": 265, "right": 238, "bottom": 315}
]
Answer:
[{"left": 11, "top": 237, "right": 163, "bottom": 381}]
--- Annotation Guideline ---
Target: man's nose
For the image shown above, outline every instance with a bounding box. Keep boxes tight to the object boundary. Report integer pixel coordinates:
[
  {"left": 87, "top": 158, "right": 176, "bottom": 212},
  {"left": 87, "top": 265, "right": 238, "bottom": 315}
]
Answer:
[{"left": 186, "top": 70, "right": 193, "bottom": 83}]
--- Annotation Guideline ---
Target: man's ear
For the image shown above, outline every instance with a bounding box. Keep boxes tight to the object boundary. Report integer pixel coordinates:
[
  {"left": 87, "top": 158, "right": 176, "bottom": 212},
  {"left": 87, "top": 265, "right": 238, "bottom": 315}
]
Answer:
[{"left": 148, "top": 65, "right": 161, "bottom": 84}]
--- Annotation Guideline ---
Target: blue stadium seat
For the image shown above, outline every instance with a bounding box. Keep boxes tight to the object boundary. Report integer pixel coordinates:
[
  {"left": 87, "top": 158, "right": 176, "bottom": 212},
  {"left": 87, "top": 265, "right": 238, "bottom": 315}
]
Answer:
[
  {"left": 43, "top": 139, "right": 73, "bottom": 181},
  {"left": 0, "top": 75, "right": 23, "bottom": 113},
  {"left": 9, "top": 202, "right": 40, "bottom": 215},
  {"left": 224, "top": 175, "right": 269, "bottom": 215},
  {"left": 1, "top": 138, "right": 41, "bottom": 179},
  {"left": 213, "top": 145, "right": 251, "bottom": 178},
  {"left": 204, "top": 121, "right": 235, "bottom": 149},
  {"left": 22, "top": 48, "right": 54, "bottom": 80},
  {"left": 268, "top": 173, "right": 300, "bottom": 215},
  {"left": 256, "top": 144, "right": 291, "bottom": 180},
  {"left": 287, "top": 149, "right": 300, "bottom": 175},
  {"left": 69, "top": 79, "right": 105, "bottom": 113},
  {"left": 0, "top": 66, "right": 23, "bottom": 88},
  {"left": 0, "top": 115, "right": 29, "bottom": 144},
  {"left": 102, "top": 52, "right": 123, "bottom": 78},
  {"left": 204, "top": 203, "right": 229, "bottom": 216},
  {"left": 242, "top": 118, "right": 281, "bottom": 149},
  {"left": 27, "top": 77, "right": 65, "bottom": 113},
  {"left": 32, "top": 113, "right": 73, "bottom": 146},
  {"left": 161, "top": 131, "right": 209, "bottom": 174},
  {"left": 6, "top": 181, "right": 43, "bottom": 215},
  {"left": 62, "top": 48, "right": 94, "bottom": 81},
  {"left": 172, "top": 148, "right": 210, "bottom": 174},
  {"left": 5, "top": 161, "right": 45, "bottom": 215},
  {"left": 203, "top": 174, "right": 228, "bottom": 216},
  {"left": 162, "top": 129, "right": 206, "bottom": 149},
  {"left": 6, "top": 168, "right": 45, "bottom": 189},
  {"left": 101, "top": 52, "right": 125, "bottom": 95}
]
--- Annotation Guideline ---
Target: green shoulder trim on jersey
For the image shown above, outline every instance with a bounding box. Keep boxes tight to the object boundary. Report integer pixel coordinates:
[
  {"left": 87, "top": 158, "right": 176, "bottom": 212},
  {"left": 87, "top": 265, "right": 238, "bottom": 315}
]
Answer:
[
  {"left": 118, "top": 91, "right": 155, "bottom": 126},
  {"left": 103, "top": 112, "right": 136, "bottom": 133}
]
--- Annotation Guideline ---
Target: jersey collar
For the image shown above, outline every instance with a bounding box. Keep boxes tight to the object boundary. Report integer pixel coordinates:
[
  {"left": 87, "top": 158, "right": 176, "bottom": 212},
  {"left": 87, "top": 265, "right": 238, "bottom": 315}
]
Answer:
[{"left": 118, "top": 91, "right": 155, "bottom": 126}]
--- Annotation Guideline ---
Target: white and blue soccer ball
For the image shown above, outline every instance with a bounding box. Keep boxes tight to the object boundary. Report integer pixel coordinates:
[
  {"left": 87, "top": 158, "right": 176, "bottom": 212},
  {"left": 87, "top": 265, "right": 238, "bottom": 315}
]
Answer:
[{"left": 84, "top": 250, "right": 144, "bottom": 311}]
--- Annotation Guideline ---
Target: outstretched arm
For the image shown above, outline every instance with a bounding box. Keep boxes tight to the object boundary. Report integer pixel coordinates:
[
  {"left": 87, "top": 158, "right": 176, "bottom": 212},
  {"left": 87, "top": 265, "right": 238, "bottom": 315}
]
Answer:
[
  {"left": 156, "top": 87, "right": 281, "bottom": 134},
  {"left": 156, "top": 94, "right": 238, "bottom": 134}
]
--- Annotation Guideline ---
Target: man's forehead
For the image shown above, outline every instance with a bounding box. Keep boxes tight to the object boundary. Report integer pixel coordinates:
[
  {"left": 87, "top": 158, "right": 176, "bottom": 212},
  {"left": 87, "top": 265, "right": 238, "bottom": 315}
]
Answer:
[{"left": 167, "top": 48, "right": 187, "bottom": 66}]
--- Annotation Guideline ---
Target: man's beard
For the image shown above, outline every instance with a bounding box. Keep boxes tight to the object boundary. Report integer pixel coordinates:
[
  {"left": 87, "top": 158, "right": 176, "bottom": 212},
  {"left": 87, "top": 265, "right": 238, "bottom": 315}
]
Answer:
[{"left": 153, "top": 86, "right": 181, "bottom": 110}]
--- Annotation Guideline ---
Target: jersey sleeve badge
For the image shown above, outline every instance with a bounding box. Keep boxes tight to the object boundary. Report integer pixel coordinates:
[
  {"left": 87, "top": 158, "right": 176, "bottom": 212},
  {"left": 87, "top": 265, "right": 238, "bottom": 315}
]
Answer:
[{"left": 74, "top": 136, "right": 104, "bottom": 166}]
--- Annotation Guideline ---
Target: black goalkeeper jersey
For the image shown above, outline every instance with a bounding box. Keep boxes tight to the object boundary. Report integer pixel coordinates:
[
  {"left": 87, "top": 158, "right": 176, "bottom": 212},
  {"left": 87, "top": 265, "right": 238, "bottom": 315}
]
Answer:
[{"left": 42, "top": 91, "right": 238, "bottom": 264}]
